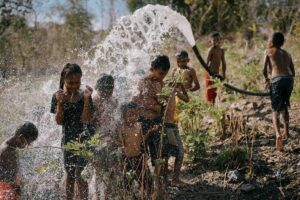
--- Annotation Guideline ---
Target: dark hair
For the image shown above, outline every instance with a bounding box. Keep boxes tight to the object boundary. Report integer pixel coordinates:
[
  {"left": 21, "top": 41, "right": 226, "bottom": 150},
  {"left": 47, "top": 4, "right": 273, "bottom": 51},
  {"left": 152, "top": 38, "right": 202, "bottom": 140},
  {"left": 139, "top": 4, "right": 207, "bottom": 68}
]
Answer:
[
  {"left": 151, "top": 55, "right": 170, "bottom": 71},
  {"left": 210, "top": 31, "right": 220, "bottom": 38},
  {"left": 120, "top": 101, "right": 140, "bottom": 116},
  {"left": 59, "top": 63, "right": 82, "bottom": 89},
  {"left": 15, "top": 122, "right": 38, "bottom": 141},
  {"left": 176, "top": 50, "right": 189, "bottom": 59},
  {"left": 95, "top": 74, "right": 114, "bottom": 91},
  {"left": 271, "top": 32, "right": 284, "bottom": 47}
]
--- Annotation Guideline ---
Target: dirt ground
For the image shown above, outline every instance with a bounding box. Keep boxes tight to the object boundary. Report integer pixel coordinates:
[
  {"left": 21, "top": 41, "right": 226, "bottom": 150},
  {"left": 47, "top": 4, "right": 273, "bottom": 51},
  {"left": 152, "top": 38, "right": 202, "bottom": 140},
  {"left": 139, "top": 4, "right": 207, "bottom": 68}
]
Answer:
[{"left": 167, "top": 96, "right": 300, "bottom": 200}]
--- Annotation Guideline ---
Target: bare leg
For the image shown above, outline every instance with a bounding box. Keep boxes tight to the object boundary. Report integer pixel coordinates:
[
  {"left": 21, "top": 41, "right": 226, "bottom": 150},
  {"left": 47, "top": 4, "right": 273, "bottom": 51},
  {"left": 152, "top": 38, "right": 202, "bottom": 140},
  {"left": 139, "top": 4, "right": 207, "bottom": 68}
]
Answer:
[
  {"left": 163, "top": 157, "right": 169, "bottom": 184},
  {"left": 75, "top": 167, "right": 89, "bottom": 200},
  {"left": 173, "top": 155, "right": 183, "bottom": 183},
  {"left": 65, "top": 171, "right": 75, "bottom": 200},
  {"left": 273, "top": 112, "right": 283, "bottom": 151},
  {"left": 281, "top": 107, "right": 289, "bottom": 140}
]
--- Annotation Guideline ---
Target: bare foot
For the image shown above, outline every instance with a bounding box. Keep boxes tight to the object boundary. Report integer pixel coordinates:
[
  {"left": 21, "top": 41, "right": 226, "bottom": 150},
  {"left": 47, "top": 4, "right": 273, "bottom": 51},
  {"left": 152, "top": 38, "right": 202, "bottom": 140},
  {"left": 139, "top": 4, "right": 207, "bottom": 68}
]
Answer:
[{"left": 276, "top": 136, "right": 284, "bottom": 152}]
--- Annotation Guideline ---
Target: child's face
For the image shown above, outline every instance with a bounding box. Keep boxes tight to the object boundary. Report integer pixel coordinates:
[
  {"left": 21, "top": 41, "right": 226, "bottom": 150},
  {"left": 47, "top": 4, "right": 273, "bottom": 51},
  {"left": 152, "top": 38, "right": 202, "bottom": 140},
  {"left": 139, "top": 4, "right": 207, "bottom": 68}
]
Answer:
[
  {"left": 211, "top": 36, "right": 220, "bottom": 47},
  {"left": 18, "top": 135, "right": 33, "bottom": 148},
  {"left": 176, "top": 57, "right": 189, "bottom": 68},
  {"left": 64, "top": 74, "right": 81, "bottom": 94},
  {"left": 150, "top": 68, "right": 169, "bottom": 81},
  {"left": 97, "top": 88, "right": 114, "bottom": 99},
  {"left": 124, "top": 108, "right": 140, "bottom": 125}
]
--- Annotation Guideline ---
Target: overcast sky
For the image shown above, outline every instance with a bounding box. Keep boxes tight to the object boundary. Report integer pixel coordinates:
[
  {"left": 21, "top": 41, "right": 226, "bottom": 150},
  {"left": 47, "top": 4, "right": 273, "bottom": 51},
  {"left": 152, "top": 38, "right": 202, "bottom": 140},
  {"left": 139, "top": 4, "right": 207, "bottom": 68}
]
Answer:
[{"left": 29, "top": 0, "right": 130, "bottom": 30}]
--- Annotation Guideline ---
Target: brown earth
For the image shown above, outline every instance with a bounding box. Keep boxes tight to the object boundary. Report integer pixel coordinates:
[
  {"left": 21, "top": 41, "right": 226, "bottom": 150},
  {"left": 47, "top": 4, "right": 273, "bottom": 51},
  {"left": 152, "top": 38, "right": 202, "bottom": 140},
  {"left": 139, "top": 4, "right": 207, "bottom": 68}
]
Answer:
[{"left": 168, "top": 96, "right": 300, "bottom": 200}]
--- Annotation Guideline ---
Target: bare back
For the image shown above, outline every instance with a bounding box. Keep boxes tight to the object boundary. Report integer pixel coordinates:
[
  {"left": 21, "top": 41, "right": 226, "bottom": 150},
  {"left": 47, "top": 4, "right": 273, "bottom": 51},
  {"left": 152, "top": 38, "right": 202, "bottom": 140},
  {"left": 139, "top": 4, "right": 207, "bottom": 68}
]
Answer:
[
  {"left": 0, "top": 141, "right": 18, "bottom": 184},
  {"left": 266, "top": 48, "right": 294, "bottom": 78}
]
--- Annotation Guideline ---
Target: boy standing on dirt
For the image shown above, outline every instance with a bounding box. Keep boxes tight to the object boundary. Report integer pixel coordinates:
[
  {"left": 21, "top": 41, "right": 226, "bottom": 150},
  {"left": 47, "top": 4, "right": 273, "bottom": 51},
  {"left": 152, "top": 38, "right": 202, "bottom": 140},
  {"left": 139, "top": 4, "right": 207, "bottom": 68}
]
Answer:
[
  {"left": 163, "top": 81, "right": 189, "bottom": 184},
  {"left": 263, "top": 32, "right": 295, "bottom": 152},
  {"left": 0, "top": 122, "right": 39, "bottom": 200},
  {"left": 172, "top": 50, "right": 200, "bottom": 92},
  {"left": 134, "top": 55, "right": 170, "bottom": 198},
  {"left": 206, "top": 32, "right": 227, "bottom": 105}
]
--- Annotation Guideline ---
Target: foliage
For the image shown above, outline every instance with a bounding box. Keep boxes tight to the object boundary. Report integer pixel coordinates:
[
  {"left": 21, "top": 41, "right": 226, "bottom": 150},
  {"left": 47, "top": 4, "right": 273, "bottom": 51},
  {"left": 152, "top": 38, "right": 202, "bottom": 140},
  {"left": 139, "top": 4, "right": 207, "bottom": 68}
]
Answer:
[
  {"left": 214, "top": 145, "right": 248, "bottom": 170},
  {"left": 64, "top": 133, "right": 102, "bottom": 159},
  {"left": 182, "top": 130, "right": 209, "bottom": 162}
]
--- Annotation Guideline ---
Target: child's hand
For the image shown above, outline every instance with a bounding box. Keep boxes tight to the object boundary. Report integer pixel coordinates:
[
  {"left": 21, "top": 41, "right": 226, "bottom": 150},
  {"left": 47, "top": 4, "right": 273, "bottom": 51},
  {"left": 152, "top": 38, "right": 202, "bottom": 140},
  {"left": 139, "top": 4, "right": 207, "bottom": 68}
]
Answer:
[
  {"left": 84, "top": 85, "right": 93, "bottom": 98},
  {"left": 56, "top": 89, "right": 64, "bottom": 103}
]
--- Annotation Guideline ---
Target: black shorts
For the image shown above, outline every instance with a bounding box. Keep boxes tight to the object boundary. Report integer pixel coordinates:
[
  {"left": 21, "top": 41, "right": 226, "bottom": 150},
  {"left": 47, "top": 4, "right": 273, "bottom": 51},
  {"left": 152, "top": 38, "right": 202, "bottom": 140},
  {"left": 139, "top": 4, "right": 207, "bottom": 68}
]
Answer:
[
  {"left": 63, "top": 149, "right": 88, "bottom": 173},
  {"left": 139, "top": 117, "right": 168, "bottom": 165},
  {"left": 270, "top": 76, "right": 294, "bottom": 112}
]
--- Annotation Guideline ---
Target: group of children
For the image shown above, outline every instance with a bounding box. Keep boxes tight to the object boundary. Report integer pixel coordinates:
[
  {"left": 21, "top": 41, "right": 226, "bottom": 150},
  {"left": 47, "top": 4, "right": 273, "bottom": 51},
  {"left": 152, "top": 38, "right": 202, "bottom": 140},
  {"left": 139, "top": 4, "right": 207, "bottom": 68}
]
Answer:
[{"left": 0, "top": 31, "right": 295, "bottom": 199}]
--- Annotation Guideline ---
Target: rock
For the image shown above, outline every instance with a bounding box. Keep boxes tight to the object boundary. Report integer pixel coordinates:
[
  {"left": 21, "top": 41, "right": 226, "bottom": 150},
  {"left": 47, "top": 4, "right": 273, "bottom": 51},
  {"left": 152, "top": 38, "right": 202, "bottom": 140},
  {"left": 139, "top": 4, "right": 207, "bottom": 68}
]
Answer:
[
  {"left": 228, "top": 170, "right": 240, "bottom": 183},
  {"left": 240, "top": 184, "right": 255, "bottom": 192}
]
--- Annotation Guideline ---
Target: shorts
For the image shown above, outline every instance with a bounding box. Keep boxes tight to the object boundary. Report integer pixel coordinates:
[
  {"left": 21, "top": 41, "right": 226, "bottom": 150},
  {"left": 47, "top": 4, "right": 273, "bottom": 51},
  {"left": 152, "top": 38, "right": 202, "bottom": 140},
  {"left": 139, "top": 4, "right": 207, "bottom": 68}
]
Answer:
[
  {"left": 270, "top": 76, "right": 294, "bottom": 112},
  {"left": 63, "top": 149, "right": 88, "bottom": 173},
  {"left": 0, "top": 181, "right": 19, "bottom": 200},
  {"left": 139, "top": 117, "right": 168, "bottom": 165},
  {"left": 163, "top": 123, "right": 184, "bottom": 160}
]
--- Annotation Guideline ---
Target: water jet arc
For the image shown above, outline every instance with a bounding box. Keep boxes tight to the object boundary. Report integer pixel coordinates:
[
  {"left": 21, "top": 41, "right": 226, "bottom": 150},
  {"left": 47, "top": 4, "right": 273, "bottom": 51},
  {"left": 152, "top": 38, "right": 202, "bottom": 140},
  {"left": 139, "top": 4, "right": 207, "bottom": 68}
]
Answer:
[{"left": 192, "top": 46, "right": 270, "bottom": 97}]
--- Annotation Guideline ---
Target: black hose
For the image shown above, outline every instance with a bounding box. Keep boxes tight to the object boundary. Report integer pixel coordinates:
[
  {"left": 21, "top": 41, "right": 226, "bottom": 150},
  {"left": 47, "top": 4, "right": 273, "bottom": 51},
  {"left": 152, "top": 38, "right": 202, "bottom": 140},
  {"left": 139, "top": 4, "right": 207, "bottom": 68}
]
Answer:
[{"left": 192, "top": 46, "right": 270, "bottom": 97}]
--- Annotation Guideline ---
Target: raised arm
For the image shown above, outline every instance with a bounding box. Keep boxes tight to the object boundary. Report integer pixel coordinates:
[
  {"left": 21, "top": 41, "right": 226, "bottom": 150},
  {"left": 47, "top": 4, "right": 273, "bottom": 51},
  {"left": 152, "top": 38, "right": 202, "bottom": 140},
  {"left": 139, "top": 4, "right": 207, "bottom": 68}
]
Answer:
[
  {"left": 82, "top": 86, "right": 93, "bottom": 124},
  {"left": 176, "top": 83, "right": 189, "bottom": 103},
  {"left": 54, "top": 90, "right": 64, "bottom": 125}
]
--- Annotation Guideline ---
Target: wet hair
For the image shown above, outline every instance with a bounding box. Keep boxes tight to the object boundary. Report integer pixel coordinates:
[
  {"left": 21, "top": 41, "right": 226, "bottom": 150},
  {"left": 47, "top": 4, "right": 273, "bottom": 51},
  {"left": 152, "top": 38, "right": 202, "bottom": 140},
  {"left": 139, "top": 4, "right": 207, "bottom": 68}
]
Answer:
[
  {"left": 150, "top": 55, "right": 170, "bottom": 71},
  {"left": 120, "top": 101, "right": 140, "bottom": 116},
  {"left": 15, "top": 122, "right": 38, "bottom": 141},
  {"left": 271, "top": 32, "right": 284, "bottom": 48},
  {"left": 210, "top": 31, "right": 220, "bottom": 38},
  {"left": 176, "top": 50, "right": 189, "bottom": 59},
  {"left": 95, "top": 74, "right": 114, "bottom": 91},
  {"left": 59, "top": 63, "right": 82, "bottom": 89}
]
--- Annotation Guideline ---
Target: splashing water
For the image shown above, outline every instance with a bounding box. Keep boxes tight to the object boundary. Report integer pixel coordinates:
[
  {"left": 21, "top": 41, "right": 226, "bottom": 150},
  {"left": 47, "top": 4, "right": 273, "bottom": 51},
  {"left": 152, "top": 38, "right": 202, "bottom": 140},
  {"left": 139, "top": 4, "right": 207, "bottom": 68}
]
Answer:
[{"left": 0, "top": 4, "right": 196, "bottom": 199}]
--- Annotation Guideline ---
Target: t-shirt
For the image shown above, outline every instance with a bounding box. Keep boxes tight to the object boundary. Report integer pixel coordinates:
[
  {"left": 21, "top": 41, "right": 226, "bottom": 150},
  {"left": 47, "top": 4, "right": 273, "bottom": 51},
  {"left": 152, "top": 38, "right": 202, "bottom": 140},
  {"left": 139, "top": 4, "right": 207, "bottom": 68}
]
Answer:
[{"left": 50, "top": 92, "right": 94, "bottom": 144}]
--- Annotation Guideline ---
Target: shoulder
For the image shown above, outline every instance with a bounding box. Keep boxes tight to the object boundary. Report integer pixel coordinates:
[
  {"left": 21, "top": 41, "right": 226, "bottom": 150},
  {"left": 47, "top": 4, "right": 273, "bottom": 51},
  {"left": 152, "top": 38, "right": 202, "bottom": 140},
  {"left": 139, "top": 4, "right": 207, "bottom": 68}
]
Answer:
[{"left": 187, "top": 66, "right": 196, "bottom": 74}]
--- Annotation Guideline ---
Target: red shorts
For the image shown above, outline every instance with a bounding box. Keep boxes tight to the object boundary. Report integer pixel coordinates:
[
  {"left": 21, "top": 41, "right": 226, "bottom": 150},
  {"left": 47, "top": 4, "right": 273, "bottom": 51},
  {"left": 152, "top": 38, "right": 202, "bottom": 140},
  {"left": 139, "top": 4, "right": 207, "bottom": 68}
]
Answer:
[
  {"left": 205, "top": 73, "right": 217, "bottom": 104},
  {"left": 0, "top": 181, "right": 19, "bottom": 200}
]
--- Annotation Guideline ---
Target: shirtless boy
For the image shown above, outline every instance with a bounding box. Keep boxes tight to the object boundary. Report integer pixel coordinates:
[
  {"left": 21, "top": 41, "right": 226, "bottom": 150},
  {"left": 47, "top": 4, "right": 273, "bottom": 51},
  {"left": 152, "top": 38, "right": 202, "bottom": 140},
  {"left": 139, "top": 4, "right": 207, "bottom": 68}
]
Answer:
[
  {"left": 163, "top": 81, "right": 189, "bottom": 184},
  {"left": 117, "top": 102, "right": 145, "bottom": 193},
  {"left": 172, "top": 50, "right": 200, "bottom": 92},
  {"left": 134, "top": 55, "right": 170, "bottom": 198},
  {"left": 206, "top": 32, "right": 227, "bottom": 104},
  {"left": 263, "top": 32, "right": 295, "bottom": 151},
  {"left": 0, "top": 122, "right": 38, "bottom": 200}
]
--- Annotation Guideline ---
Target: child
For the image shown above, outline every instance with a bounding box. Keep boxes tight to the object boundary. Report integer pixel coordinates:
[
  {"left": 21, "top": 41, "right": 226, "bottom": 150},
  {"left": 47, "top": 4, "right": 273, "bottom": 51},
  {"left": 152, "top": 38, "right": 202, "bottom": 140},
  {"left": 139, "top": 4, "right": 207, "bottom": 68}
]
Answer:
[
  {"left": 163, "top": 82, "right": 189, "bottom": 184},
  {"left": 206, "top": 32, "right": 227, "bottom": 105},
  {"left": 0, "top": 122, "right": 38, "bottom": 200},
  {"left": 50, "top": 63, "right": 94, "bottom": 200},
  {"left": 91, "top": 74, "right": 118, "bottom": 200},
  {"left": 172, "top": 50, "right": 200, "bottom": 92},
  {"left": 117, "top": 102, "right": 146, "bottom": 196},
  {"left": 133, "top": 55, "right": 170, "bottom": 199},
  {"left": 263, "top": 32, "right": 295, "bottom": 151},
  {"left": 92, "top": 74, "right": 118, "bottom": 138}
]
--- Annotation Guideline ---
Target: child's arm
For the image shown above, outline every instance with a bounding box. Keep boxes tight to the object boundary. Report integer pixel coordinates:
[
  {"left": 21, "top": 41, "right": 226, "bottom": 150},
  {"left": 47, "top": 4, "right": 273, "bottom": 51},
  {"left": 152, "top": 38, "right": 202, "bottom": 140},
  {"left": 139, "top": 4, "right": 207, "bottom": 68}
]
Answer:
[
  {"left": 221, "top": 49, "right": 226, "bottom": 79},
  {"left": 189, "top": 68, "right": 200, "bottom": 92},
  {"left": 289, "top": 54, "right": 295, "bottom": 77},
  {"left": 263, "top": 51, "right": 271, "bottom": 83},
  {"left": 54, "top": 90, "right": 64, "bottom": 125},
  {"left": 82, "top": 85, "right": 94, "bottom": 123},
  {"left": 175, "top": 83, "right": 189, "bottom": 103},
  {"left": 206, "top": 48, "right": 212, "bottom": 66}
]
